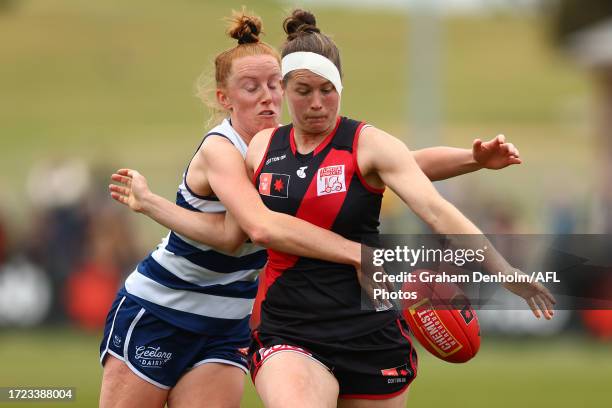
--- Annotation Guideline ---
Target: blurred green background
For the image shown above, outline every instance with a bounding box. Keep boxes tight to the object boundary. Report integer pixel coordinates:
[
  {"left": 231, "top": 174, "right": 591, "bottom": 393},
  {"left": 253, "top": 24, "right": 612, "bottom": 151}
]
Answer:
[{"left": 1, "top": 0, "right": 611, "bottom": 407}]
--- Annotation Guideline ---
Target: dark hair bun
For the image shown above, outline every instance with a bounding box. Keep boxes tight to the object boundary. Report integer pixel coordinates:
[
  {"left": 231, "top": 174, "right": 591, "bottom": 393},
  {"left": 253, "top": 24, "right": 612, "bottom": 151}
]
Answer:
[
  {"left": 227, "top": 10, "right": 262, "bottom": 45},
  {"left": 283, "top": 9, "right": 320, "bottom": 41}
]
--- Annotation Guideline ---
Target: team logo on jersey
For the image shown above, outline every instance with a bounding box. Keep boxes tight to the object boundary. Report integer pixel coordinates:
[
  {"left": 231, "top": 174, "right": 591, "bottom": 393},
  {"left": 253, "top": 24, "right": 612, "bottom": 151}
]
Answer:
[
  {"left": 259, "top": 173, "right": 290, "bottom": 198},
  {"left": 134, "top": 345, "right": 173, "bottom": 368},
  {"left": 317, "top": 165, "right": 346, "bottom": 196},
  {"left": 297, "top": 166, "right": 308, "bottom": 179}
]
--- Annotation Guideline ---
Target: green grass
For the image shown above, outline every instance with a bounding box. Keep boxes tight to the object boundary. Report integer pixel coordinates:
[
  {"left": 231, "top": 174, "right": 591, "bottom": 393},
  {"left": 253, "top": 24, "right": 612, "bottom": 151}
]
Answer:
[{"left": 0, "top": 328, "right": 610, "bottom": 407}]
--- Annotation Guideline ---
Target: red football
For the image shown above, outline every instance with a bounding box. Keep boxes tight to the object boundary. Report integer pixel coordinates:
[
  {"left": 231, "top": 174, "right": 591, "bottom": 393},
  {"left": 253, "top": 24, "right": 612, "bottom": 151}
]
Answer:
[{"left": 401, "top": 270, "right": 480, "bottom": 363}]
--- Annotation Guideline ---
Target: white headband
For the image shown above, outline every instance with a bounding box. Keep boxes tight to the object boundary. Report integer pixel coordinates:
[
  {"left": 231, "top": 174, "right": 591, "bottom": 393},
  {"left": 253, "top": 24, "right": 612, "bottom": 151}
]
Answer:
[{"left": 281, "top": 51, "right": 343, "bottom": 94}]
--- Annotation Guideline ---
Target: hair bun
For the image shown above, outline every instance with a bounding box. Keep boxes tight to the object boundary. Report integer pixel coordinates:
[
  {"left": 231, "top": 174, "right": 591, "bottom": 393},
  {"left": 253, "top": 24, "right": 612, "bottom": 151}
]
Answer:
[
  {"left": 283, "top": 9, "right": 320, "bottom": 41},
  {"left": 227, "top": 10, "right": 262, "bottom": 45}
]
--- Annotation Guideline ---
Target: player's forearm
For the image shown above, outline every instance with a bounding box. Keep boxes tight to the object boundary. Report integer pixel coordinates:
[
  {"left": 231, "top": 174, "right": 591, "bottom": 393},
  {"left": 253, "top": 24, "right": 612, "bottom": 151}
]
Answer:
[
  {"left": 248, "top": 212, "right": 361, "bottom": 268},
  {"left": 413, "top": 147, "right": 481, "bottom": 181},
  {"left": 424, "top": 199, "right": 513, "bottom": 274},
  {"left": 140, "top": 192, "right": 239, "bottom": 252}
]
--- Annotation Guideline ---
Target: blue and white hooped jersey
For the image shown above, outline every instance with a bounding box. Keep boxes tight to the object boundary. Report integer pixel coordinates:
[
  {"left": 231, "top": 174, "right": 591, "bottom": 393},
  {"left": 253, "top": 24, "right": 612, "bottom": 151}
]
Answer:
[{"left": 124, "top": 118, "right": 267, "bottom": 336}]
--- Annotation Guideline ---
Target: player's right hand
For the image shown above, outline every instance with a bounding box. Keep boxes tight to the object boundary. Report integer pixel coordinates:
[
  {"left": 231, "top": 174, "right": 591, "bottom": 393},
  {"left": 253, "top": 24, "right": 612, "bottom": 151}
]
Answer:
[
  {"left": 109, "top": 168, "right": 151, "bottom": 213},
  {"left": 357, "top": 247, "right": 395, "bottom": 312}
]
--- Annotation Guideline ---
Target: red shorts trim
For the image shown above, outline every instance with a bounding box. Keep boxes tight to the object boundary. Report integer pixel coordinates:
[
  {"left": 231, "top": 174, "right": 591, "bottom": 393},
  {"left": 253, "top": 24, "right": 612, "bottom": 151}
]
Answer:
[{"left": 250, "top": 342, "right": 323, "bottom": 382}]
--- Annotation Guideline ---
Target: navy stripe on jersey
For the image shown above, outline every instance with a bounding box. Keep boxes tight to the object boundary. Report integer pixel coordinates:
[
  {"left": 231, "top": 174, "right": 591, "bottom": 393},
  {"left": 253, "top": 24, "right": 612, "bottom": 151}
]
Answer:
[
  {"left": 176, "top": 191, "right": 202, "bottom": 212},
  {"left": 138, "top": 257, "right": 258, "bottom": 299},
  {"left": 166, "top": 232, "right": 267, "bottom": 273}
]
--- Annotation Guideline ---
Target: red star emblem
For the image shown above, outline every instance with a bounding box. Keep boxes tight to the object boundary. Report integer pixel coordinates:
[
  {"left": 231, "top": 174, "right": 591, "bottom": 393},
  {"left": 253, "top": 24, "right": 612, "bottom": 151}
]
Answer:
[{"left": 273, "top": 178, "right": 284, "bottom": 192}]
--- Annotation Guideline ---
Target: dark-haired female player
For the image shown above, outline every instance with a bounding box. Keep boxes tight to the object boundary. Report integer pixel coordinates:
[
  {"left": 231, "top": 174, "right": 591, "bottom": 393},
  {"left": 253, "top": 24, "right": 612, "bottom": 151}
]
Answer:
[{"left": 240, "top": 10, "right": 554, "bottom": 408}]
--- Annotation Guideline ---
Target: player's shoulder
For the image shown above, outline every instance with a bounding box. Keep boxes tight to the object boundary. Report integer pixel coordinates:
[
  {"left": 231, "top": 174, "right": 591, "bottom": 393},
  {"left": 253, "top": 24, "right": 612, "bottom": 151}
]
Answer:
[
  {"left": 201, "top": 119, "right": 236, "bottom": 146},
  {"left": 251, "top": 127, "right": 277, "bottom": 147},
  {"left": 248, "top": 127, "right": 279, "bottom": 158}
]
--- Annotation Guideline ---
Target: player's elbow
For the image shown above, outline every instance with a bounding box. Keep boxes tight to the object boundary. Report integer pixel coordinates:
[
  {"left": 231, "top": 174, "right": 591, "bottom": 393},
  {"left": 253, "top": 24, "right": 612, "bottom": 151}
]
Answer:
[
  {"left": 218, "top": 237, "right": 246, "bottom": 256},
  {"left": 246, "top": 225, "right": 272, "bottom": 248}
]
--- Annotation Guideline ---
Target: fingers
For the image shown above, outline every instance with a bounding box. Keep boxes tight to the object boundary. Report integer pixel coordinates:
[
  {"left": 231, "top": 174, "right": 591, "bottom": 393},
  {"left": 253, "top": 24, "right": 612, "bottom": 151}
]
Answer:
[
  {"left": 541, "top": 295, "right": 555, "bottom": 320},
  {"left": 496, "top": 134, "right": 505, "bottom": 144},
  {"left": 534, "top": 295, "right": 552, "bottom": 320},
  {"left": 540, "top": 286, "right": 556, "bottom": 319},
  {"left": 109, "top": 184, "right": 130, "bottom": 196},
  {"left": 472, "top": 138, "right": 483, "bottom": 150},
  {"left": 110, "top": 191, "right": 128, "bottom": 205},
  {"left": 111, "top": 173, "right": 132, "bottom": 185},
  {"left": 117, "top": 168, "right": 137, "bottom": 177},
  {"left": 526, "top": 297, "right": 541, "bottom": 319},
  {"left": 502, "top": 143, "right": 519, "bottom": 157}
]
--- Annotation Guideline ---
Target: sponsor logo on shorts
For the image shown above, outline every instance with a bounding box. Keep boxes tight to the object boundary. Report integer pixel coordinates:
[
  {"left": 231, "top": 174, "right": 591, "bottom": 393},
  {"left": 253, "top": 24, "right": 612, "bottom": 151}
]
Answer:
[
  {"left": 134, "top": 346, "right": 173, "bottom": 368},
  {"left": 237, "top": 347, "right": 249, "bottom": 356},
  {"left": 380, "top": 363, "right": 412, "bottom": 378},
  {"left": 112, "top": 335, "right": 122, "bottom": 348},
  {"left": 317, "top": 165, "right": 346, "bottom": 196},
  {"left": 258, "top": 345, "right": 311, "bottom": 362}
]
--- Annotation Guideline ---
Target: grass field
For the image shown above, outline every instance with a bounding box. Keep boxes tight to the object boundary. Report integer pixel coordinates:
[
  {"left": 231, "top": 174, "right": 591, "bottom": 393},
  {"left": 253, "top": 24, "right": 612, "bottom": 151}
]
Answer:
[{"left": 1, "top": 327, "right": 611, "bottom": 407}]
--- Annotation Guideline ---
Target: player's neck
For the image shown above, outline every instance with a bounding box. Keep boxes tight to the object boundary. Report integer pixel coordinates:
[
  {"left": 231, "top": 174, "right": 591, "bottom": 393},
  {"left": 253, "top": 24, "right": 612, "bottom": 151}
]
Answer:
[{"left": 293, "top": 118, "right": 338, "bottom": 154}]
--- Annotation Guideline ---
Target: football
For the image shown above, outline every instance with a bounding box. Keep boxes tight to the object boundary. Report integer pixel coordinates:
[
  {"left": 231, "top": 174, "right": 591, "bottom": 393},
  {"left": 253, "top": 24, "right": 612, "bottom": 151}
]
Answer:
[{"left": 401, "top": 270, "right": 480, "bottom": 363}]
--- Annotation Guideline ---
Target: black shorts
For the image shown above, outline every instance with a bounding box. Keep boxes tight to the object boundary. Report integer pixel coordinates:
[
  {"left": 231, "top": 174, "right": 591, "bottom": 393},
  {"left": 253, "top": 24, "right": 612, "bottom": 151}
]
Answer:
[{"left": 249, "top": 318, "right": 418, "bottom": 399}]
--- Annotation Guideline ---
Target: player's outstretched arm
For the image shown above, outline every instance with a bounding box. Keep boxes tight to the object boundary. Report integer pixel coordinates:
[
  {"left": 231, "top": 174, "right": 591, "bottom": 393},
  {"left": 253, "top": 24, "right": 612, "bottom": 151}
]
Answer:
[
  {"left": 109, "top": 168, "right": 248, "bottom": 254},
  {"left": 358, "top": 126, "right": 555, "bottom": 319},
  {"left": 413, "top": 134, "right": 522, "bottom": 181}
]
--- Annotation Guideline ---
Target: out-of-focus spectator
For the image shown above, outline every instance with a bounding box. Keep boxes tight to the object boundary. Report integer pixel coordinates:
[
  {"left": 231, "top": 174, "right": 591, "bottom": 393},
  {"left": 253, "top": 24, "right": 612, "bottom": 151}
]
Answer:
[
  {"left": 25, "top": 159, "right": 92, "bottom": 323},
  {"left": 64, "top": 168, "right": 141, "bottom": 330},
  {"left": 16, "top": 159, "right": 141, "bottom": 329}
]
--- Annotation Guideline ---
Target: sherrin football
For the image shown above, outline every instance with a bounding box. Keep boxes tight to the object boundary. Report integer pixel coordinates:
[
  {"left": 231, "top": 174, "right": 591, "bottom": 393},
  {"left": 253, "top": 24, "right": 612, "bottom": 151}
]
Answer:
[{"left": 401, "top": 270, "right": 480, "bottom": 363}]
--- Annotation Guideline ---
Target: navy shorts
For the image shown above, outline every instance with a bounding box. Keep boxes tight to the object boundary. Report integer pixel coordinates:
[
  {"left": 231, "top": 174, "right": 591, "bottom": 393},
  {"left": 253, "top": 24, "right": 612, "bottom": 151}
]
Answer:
[{"left": 100, "top": 293, "right": 250, "bottom": 389}]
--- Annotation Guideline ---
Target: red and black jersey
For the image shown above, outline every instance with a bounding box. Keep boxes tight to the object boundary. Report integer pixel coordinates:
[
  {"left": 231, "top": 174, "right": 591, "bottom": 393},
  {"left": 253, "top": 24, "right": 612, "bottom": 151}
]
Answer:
[{"left": 253, "top": 116, "right": 398, "bottom": 342}]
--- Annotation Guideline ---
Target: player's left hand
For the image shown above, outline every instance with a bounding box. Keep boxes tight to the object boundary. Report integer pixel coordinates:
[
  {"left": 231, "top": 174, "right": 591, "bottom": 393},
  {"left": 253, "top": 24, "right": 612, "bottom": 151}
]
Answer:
[
  {"left": 502, "top": 270, "right": 556, "bottom": 320},
  {"left": 108, "top": 168, "right": 152, "bottom": 213},
  {"left": 473, "top": 134, "right": 522, "bottom": 170}
]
